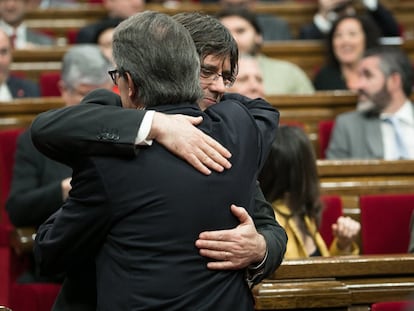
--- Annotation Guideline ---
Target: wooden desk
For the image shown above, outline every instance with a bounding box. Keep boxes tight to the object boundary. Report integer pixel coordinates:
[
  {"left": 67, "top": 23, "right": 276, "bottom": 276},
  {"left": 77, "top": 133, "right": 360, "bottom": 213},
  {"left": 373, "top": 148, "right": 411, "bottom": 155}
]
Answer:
[
  {"left": 254, "top": 254, "right": 414, "bottom": 310},
  {"left": 0, "top": 97, "right": 64, "bottom": 129}
]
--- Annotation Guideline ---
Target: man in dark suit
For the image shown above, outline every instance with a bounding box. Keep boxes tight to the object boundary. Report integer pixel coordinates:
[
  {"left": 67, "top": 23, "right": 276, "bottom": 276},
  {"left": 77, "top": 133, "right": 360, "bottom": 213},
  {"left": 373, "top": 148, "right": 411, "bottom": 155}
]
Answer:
[
  {"left": 33, "top": 11, "right": 278, "bottom": 310},
  {"left": 0, "top": 29, "right": 40, "bottom": 100}
]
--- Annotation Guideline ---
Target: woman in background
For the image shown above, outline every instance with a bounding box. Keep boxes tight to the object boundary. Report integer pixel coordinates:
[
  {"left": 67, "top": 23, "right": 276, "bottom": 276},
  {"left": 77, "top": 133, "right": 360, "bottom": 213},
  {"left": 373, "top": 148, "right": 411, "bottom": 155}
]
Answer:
[
  {"left": 259, "top": 125, "right": 360, "bottom": 258},
  {"left": 313, "top": 14, "right": 380, "bottom": 91}
]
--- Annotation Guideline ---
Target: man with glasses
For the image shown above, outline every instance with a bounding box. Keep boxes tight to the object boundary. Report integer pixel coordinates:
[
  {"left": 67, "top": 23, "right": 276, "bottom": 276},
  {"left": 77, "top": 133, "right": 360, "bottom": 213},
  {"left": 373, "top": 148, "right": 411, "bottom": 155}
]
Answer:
[
  {"left": 31, "top": 12, "right": 286, "bottom": 310},
  {"left": 33, "top": 11, "right": 278, "bottom": 310}
]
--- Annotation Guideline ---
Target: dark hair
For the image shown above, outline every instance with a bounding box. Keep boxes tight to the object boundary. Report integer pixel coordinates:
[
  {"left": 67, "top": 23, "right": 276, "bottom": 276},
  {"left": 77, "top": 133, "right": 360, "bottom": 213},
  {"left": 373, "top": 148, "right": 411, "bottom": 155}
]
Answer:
[
  {"left": 173, "top": 12, "right": 239, "bottom": 80},
  {"left": 93, "top": 17, "right": 124, "bottom": 44},
  {"left": 215, "top": 7, "right": 262, "bottom": 35},
  {"left": 258, "top": 126, "right": 322, "bottom": 227},
  {"left": 112, "top": 11, "right": 202, "bottom": 107},
  {"left": 326, "top": 14, "right": 381, "bottom": 68},
  {"left": 364, "top": 45, "right": 414, "bottom": 97}
]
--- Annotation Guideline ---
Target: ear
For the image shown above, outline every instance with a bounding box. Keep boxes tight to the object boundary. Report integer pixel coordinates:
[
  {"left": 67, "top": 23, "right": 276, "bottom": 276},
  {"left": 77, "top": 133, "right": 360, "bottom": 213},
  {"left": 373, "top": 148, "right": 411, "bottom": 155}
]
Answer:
[
  {"left": 125, "top": 72, "right": 136, "bottom": 98},
  {"left": 255, "top": 33, "right": 263, "bottom": 48},
  {"left": 387, "top": 72, "right": 401, "bottom": 93}
]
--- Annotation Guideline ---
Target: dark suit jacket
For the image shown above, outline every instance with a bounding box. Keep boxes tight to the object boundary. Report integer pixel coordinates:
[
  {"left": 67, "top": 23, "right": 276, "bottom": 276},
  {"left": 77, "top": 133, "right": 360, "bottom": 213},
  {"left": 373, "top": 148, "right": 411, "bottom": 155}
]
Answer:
[
  {"left": 7, "top": 75, "right": 40, "bottom": 98},
  {"left": 33, "top": 89, "right": 278, "bottom": 310},
  {"left": 299, "top": 3, "right": 400, "bottom": 39},
  {"left": 6, "top": 129, "right": 71, "bottom": 228}
]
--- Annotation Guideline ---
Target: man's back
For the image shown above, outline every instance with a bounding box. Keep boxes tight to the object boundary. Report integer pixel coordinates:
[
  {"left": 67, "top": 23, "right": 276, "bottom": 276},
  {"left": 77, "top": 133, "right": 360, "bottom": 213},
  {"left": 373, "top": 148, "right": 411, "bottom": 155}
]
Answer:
[{"left": 35, "top": 91, "right": 276, "bottom": 310}]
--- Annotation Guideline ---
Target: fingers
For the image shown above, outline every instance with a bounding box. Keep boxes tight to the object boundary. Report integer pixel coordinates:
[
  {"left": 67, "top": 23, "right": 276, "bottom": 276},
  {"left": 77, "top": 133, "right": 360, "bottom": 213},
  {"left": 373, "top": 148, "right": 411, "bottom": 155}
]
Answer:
[
  {"left": 230, "top": 204, "right": 251, "bottom": 225},
  {"left": 333, "top": 216, "right": 361, "bottom": 239}
]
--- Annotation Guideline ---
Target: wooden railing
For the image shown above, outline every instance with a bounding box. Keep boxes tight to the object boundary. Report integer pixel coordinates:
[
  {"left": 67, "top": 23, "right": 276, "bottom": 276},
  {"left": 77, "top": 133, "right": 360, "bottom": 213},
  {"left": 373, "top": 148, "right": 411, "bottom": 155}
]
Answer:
[{"left": 253, "top": 254, "right": 414, "bottom": 310}]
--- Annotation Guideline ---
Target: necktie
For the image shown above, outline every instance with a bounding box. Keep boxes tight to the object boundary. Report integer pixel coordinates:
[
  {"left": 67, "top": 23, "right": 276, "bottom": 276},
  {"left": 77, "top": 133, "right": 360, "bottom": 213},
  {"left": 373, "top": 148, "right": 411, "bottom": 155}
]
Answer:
[{"left": 384, "top": 116, "right": 409, "bottom": 159}]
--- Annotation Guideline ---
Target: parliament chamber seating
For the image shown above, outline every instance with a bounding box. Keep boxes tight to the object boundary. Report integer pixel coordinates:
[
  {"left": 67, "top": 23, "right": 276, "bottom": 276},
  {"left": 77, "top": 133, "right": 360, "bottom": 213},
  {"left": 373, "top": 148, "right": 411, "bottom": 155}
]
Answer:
[
  {"left": 371, "top": 300, "right": 414, "bottom": 311},
  {"left": 319, "top": 195, "right": 343, "bottom": 247},
  {"left": 0, "top": 128, "right": 61, "bottom": 311},
  {"left": 360, "top": 193, "right": 414, "bottom": 255},
  {"left": 317, "top": 119, "right": 335, "bottom": 159}
]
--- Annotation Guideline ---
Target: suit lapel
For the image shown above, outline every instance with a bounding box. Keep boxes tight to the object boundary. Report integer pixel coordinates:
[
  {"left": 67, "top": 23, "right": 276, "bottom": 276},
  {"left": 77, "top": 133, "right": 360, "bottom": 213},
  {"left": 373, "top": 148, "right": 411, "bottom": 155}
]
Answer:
[{"left": 365, "top": 117, "right": 383, "bottom": 158}]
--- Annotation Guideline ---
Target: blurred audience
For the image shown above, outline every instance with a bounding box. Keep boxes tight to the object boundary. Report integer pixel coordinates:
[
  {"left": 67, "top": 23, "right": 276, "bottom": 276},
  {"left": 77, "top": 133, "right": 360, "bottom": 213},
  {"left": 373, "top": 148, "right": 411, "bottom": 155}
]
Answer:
[
  {"left": 259, "top": 125, "right": 360, "bottom": 259},
  {"left": 313, "top": 14, "right": 381, "bottom": 91},
  {"left": 6, "top": 44, "right": 112, "bottom": 283},
  {"left": 219, "top": 0, "right": 292, "bottom": 41},
  {"left": 0, "top": 28, "right": 40, "bottom": 100},
  {"left": 299, "top": 0, "right": 400, "bottom": 40},
  {"left": 217, "top": 8, "right": 314, "bottom": 95},
  {"left": 0, "top": 0, "right": 55, "bottom": 48},
  {"left": 227, "top": 53, "right": 265, "bottom": 99},
  {"left": 76, "top": 0, "right": 144, "bottom": 43},
  {"left": 327, "top": 46, "right": 414, "bottom": 159}
]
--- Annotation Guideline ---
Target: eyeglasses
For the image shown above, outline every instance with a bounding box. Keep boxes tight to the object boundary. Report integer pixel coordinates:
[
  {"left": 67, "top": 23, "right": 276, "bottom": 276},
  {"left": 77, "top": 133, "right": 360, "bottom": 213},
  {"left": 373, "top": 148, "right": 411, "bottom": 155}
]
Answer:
[
  {"left": 108, "top": 69, "right": 120, "bottom": 86},
  {"left": 200, "top": 65, "right": 235, "bottom": 88}
]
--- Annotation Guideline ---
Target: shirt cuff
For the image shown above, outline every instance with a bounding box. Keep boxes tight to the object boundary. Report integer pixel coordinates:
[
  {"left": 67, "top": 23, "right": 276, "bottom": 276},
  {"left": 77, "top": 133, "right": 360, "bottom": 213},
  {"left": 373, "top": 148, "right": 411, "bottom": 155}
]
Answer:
[
  {"left": 135, "top": 110, "right": 154, "bottom": 146},
  {"left": 363, "top": 0, "right": 378, "bottom": 11},
  {"left": 246, "top": 247, "right": 268, "bottom": 288}
]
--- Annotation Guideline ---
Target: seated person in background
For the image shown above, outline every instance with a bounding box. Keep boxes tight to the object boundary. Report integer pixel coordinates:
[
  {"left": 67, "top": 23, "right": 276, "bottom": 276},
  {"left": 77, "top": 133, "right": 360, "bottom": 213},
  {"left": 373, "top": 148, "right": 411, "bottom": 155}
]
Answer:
[
  {"left": 93, "top": 17, "right": 123, "bottom": 66},
  {"left": 227, "top": 53, "right": 265, "bottom": 99},
  {"left": 259, "top": 125, "right": 360, "bottom": 258},
  {"left": 0, "top": 0, "right": 55, "bottom": 48},
  {"left": 299, "top": 0, "right": 400, "bottom": 40},
  {"left": 76, "top": 0, "right": 144, "bottom": 43},
  {"left": 6, "top": 44, "right": 113, "bottom": 283},
  {"left": 313, "top": 14, "right": 380, "bottom": 91},
  {"left": 327, "top": 46, "right": 414, "bottom": 159},
  {"left": 409, "top": 211, "right": 414, "bottom": 253},
  {"left": 219, "top": 0, "right": 292, "bottom": 41},
  {"left": 217, "top": 8, "right": 315, "bottom": 95},
  {"left": 0, "top": 29, "right": 40, "bottom": 100}
]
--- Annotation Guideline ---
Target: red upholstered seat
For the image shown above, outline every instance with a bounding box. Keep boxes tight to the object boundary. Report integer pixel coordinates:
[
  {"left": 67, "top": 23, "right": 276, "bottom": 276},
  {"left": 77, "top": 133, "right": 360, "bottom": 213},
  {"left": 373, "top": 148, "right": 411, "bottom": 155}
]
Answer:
[
  {"left": 39, "top": 72, "right": 61, "bottom": 97},
  {"left": 319, "top": 195, "right": 343, "bottom": 247},
  {"left": 318, "top": 119, "right": 335, "bottom": 159},
  {"left": 360, "top": 194, "right": 414, "bottom": 254},
  {"left": 0, "top": 128, "right": 61, "bottom": 310},
  {"left": 371, "top": 300, "right": 414, "bottom": 311}
]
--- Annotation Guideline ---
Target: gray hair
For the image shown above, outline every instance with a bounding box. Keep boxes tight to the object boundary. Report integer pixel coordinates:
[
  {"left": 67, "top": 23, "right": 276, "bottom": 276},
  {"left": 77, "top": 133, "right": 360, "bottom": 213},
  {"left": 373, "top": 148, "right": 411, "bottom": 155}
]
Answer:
[
  {"left": 364, "top": 46, "right": 414, "bottom": 97},
  {"left": 61, "top": 44, "right": 111, "bottom": 89},
  {"left": 112, "top": 11, "right": 203, "bottom": 108}
]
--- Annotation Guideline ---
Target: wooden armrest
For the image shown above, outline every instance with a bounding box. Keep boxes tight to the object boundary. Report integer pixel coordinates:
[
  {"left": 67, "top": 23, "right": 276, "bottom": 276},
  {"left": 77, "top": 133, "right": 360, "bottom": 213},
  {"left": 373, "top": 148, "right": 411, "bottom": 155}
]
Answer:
[{"left": 9, "top": 227, "right": 36, "bottom": 256}]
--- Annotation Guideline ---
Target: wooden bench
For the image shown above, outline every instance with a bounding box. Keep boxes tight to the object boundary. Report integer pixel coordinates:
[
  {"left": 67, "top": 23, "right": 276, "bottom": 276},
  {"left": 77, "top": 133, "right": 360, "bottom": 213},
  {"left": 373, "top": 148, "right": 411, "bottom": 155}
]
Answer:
[
  {"left": 0, "top": 97, "right": 64, "bottom": 129},
  {"left": 317, "top": 159, "right": 414, "bottom": 223},
  {"left": 253, "top": 254, "right": 414, "bottom": 310}
]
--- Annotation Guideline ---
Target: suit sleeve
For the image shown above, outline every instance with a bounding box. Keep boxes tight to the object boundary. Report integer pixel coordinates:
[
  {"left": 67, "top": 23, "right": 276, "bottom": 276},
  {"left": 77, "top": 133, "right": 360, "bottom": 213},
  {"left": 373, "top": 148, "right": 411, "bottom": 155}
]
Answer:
[
  {"left": 222, "top": 93, "right": 279, "bottom": 169},
  {"left": 31, "top": 89, "right": 145, "bottom": 166},
  {"left": 6, "top": 130, "right": 68, "bottom": 227},
  {"left": 249, "top": 182, "right": 287, "bottom": 284},
  {"left": 34, "top": 158, "right": 112, "bottom": 276}
]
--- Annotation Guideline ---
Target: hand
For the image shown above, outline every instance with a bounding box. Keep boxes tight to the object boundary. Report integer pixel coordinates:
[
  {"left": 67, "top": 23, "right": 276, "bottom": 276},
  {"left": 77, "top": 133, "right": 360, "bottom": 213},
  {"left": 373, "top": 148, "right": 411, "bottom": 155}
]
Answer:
[
  {"left": 61, "top": 177, "right": 72, "bottom": 201},
  {"left": 149, "top": 112, "right": 232, "bottom": 175},
  {"left": 332, "top": 216, "right": 361, "bottom": 251},
  {"left": 195, "top": 204, "right": 267, "bottom": 270}
]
